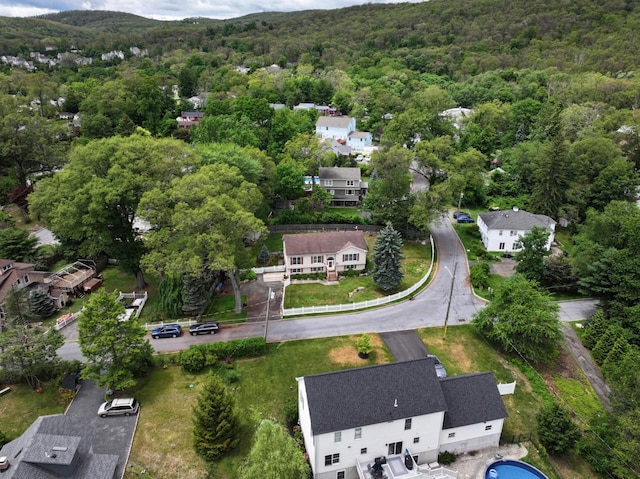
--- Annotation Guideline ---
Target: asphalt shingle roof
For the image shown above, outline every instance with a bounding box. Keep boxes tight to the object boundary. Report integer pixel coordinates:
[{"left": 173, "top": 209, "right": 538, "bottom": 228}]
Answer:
[
  {"left": 478, "top": 209, "right": 555, "bottom": 231},
  {"left": 284, "top": 231, "right": 367, "bottom": 256},
  {"left": 303, "top": 358, "right": 448, "bottom": 434},
  {"left": 316, "top": 116, "right": 353, "bottom": 129},
  {"left": 440, "top": 372, "right": 509, "bottom": 429},
  {"left": 318, "top": 167, "right": 361, "bottom": 181}
]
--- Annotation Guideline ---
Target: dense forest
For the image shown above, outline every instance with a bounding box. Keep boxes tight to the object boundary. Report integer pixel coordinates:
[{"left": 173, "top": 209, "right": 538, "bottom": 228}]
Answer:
[{"left": 1, "top": 0, "right": 640, "bottom": 477}]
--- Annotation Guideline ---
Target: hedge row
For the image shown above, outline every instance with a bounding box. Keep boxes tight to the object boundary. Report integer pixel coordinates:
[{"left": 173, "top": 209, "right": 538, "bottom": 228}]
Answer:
[{"left": 178, "top": 337, "right": 267, "bottom": 373}]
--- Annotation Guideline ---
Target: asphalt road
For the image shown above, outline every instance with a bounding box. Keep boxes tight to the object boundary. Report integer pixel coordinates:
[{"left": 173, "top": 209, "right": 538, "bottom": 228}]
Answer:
[{"left": 57, "top": 217, "right": 599, "bottom": 360}]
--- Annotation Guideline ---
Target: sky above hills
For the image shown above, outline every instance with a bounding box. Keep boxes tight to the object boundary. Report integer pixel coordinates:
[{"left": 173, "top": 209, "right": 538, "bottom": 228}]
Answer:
[{"left": 0, "top": 0, "right": 425, "bottom": 20}]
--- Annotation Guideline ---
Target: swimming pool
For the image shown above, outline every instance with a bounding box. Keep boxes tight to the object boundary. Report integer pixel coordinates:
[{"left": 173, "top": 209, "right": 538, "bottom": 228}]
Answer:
[{"left": 485, "top": 459, "right": 548, "bottom": 479}]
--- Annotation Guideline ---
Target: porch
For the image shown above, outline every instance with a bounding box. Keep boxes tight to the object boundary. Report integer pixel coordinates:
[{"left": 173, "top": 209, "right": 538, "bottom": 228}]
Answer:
[{"left": 356, "top": 454, "right": 457, "bottom": 479}]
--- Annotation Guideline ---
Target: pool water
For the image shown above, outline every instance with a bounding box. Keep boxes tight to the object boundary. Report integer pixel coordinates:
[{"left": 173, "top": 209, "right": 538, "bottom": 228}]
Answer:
[{"left": 485, "top": 459, "right": 548, "bottom": 479}]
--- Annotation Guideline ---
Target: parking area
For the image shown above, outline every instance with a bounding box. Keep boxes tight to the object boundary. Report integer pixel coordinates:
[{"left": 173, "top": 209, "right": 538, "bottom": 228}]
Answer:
[
  {"left": 65, "top": 380, "right": 138, "bottom": 479},
  {"left": 489, "top": 258, "right": 516, "bottom": 278}
]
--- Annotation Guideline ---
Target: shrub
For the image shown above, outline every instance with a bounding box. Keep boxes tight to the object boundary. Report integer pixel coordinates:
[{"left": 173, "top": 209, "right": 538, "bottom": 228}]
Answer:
[
  {"left": 284, "top": 392, "right": 299, "bottom": 426},
  {"left": 0, "top": 430, "right": 8, "bottom": 448},
  {"left": 224, "top": 368, "right": 240, "bottom": 384},
  {"left": 341, "top": 268, "right": 360, "bottom": 278},
  {"left": 356, "top": 334, "right": 373, "bottom": 357},
  {"left": 438, "top": 451, "right": 456, "bottom": 465},
  {"left": 179, "top": 347, "right": 206, "bottom": 373},
  {"left": 470, "top": 262, "right": 490, "bottom": 289},
  {"left": 240, "top": 270, "right": 257, "bottom": 281}
]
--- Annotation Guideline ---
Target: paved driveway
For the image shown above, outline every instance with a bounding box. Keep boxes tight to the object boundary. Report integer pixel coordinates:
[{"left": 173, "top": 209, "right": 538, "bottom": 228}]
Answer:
[
  {"left": 66, "top": 380, "right": 138, "bottom": 479},
  {"left": 380, "top": 330, "right": 428, "bottom": 361}
]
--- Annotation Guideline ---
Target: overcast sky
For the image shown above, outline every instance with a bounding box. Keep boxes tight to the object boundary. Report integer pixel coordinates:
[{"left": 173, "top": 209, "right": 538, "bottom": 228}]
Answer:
[{"left": 0, "top": 0, "right": 425, "bottom": 21}]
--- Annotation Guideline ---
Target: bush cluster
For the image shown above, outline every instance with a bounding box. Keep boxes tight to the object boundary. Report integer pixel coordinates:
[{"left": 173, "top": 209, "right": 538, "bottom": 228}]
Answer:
[
  {"left": 291, "top": 272, "right": 326, "bottom": 280},
  {"left": 178, "top": 337, "right": 267, "bottom": 372},
  {"left": 271, "top": 209, "right": 369, "bottom": 225}
]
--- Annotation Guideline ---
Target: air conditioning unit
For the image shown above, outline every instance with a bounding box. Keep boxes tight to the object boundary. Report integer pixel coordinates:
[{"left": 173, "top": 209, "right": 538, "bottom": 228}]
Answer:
[{"left": 0, "top": 456, "right": 10, "bottom": 471}]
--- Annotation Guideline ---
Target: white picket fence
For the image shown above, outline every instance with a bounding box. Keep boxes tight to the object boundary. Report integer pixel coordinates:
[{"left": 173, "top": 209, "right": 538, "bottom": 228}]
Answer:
[
  {"left": 251, "top": 265, "right": 286, "bottom": 274},
  {"left": 497, "top": 381, "right": 517, "bottom": 395},
  {"left": 282, "top": 235, "right": 434, "bottom": 317}
]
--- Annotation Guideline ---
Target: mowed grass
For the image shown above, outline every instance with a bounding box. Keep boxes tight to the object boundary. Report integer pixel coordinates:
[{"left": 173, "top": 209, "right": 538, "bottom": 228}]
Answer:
[
  {"left": 125, "top": 335, "right": 391, "bottom": 479},
  {"left": 0, "top": 383, "right": 68, "bottom": 440},
  {"left": 284, "top": 239, "right": 431, "bottom": 308}
]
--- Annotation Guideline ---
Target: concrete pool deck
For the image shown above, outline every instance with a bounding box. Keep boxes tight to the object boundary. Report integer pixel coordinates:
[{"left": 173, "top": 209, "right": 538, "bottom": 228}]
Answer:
[{"left": 450, "top": 444, "right": 528, "bottom": 479}]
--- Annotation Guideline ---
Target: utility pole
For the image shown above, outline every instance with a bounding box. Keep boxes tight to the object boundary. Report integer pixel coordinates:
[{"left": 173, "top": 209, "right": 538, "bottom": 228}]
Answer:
[
  {"left": 264, "top": 286, "right": 272, "bottom": 341},
  {"left": 443, "top": 262, "right": 457, "bottom": 338}
]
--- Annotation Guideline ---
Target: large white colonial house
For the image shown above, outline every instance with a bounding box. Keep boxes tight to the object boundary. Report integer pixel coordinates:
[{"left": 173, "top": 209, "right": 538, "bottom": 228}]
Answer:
[
  {"left": 477, "top": 208, "right": 556, "bottom": 254},
  {"left": 316, "top": 116, "right": 372, "bottom": 153},
  {"left": 297, "top": 358, "right": 508, "bottom": 479},
  {"left": 283, "top": 231, "right": 368, "bottom": 280},
  {"left": 318, "top": 167, "right": 368, "bottom": 207}
]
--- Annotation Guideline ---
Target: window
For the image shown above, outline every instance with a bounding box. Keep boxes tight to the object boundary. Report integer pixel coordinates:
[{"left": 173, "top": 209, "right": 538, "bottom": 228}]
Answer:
[
  {"left": 346, "top": 180, "right": 355, "bottom": 187},
  {"left": 499, "top": 242, "right": 505, "bottom": 250},
  {"left": 23, "top": 275, "right": 29, "bottom": 283},
  {"left": 413, "top": 437, "right": 420, "bottom": 444},
  {"left": 485, "top": 425, "right": 493, "bottom": 431},
  {"left": 312, "top": 255, "right": 324, "bottom": 264},
  {"left": 510, "top": 230, "right": 517, "bottom": 236},
  {"left": 404, "top": 418, "right": 412, "bottom": 430},
  {"left": 324, "top": 453, "right": 340, "bottom": 465},
  {"left": 342, "top": 253, "right": 360, "bottom": 262},
  {"left": 16, "top": 279, "right": 21, "bottom": 285},
  {"left": 337, "top": 472, "right": 345, "bottom": 479},
  {"left": 334, "top": 431, "right": 342, "bottom": 443},
  {"left": 290, "top": 256, "right": 302, "bottom": 265},
  {"left": 329, "top": 189, "right": 335, "bottom": 195},
  {"left": 498, "top": 230, "right": 503, "bottom": 236},
  {"left": 361, "top": 447, "right": 367, "bottom": 454},
  {"left": 346, "top": 189, "right": 354, "bottom": 196},
  {"left": 345, "top": 265, "right": 356, "bottom": 270},
  {"left": 290, "top": 268, "right": 303, "bottom": 273},
  {"left": 311, "top": 266, "right": 324, "bottom": 272},
  {"left": 354, "top": 427, "right": 362, "bottom": 439},
  {"left": 448, "top": 432, "right": 455, "bottom": 438},
  {"left": 324, "top": 179, "right": 333, "bottom": 186}
]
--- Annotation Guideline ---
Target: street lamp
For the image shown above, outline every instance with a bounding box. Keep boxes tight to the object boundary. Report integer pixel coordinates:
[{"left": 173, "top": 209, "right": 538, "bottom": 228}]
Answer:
[{"left": 443, "top": 262, "right": 457, "bottom": 338}]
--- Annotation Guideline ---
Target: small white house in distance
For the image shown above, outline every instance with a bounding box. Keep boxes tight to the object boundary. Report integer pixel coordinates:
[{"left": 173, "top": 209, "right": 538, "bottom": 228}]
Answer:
[
  {"left": 477, "top": 207, "right": 556, "bottom": 254},
  {"left": 316, "top": 116, "right": 356, "bottom": 141},
  {"left": 297, "top": 358, "right": 508, "bottom": 479},
  {"left": 283, "top": 231, "right": 367, "bottom": 279}
]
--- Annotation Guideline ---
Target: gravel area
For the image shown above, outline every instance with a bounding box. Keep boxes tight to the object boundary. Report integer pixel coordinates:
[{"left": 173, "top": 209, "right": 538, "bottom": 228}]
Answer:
[{"left": 449, "top": 444, "right": 528, "bottom": 478}]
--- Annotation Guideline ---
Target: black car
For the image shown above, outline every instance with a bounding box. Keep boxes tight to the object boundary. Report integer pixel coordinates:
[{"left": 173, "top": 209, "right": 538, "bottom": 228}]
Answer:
[
  {"left": 452, "top": 211, "right": 469, "bottom": 219},
  {"left": 189, "top": 322, "right": 220, "bottom": 335},
  {"left": 457, "top": 214, "right": 474, "bottom": 224}
]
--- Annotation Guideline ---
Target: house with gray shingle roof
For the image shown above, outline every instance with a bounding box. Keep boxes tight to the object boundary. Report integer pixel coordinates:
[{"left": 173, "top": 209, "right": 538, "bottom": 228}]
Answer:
[
  {"left": 0, "top": 415, "right": 119, "bottom": 479},
  {"left": 477, "top": 207, "right": 556, "bottom": 254},
  {"left": 297, "top": 358, "right": 508, "bottom": 479},
  {"left": 318, "top": 167, "right": 368, "bottom": 207},
  {"left": 283, "top": 231, "right": 367, "bottom": 279}
]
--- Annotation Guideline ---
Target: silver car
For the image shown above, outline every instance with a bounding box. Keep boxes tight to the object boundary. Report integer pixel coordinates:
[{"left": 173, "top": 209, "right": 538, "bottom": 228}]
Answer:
[{"left": 98, "top": 398, "right": 139, "bottom": 417}]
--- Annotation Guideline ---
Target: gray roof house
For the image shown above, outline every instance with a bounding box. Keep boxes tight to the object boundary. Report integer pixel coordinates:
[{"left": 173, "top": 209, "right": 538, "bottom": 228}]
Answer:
[
  {"left": 297, "top": 358, "right": 508, "bottom": 479},
  {"left": 477, "top": 207, "right": 556, "bottom": 253},
  {"left": 0, "top": 415, "right": 119, "bottom": 479},
  {"left": 318, "top": 167, "right": 368, "bottom": 207}
]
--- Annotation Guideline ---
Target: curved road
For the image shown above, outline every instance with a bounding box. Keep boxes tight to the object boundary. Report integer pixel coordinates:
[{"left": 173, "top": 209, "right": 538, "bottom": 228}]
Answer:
[{"left": 57, "top": 218, "right": 598, "bottom": 359}]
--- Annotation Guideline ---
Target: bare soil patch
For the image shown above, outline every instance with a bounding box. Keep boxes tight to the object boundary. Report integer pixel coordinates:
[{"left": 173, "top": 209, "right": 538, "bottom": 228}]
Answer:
[{"left": 328, "top": 335, "right": 387, "bottom": 366}]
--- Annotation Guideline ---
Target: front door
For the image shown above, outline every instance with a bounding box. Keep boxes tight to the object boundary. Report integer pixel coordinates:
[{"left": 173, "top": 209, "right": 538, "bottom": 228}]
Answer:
[
  {"left": 388, "top": 441, "right": 403, "bottom": 455},
  {"left": 327, "top": 257, "right": 335, "bottom": 270}
]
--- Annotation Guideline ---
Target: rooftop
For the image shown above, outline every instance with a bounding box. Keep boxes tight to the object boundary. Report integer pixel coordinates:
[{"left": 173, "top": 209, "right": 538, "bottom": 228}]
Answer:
[
  {"left": 478, "top": 208, "right": 555, "bottom": 230},
  {"left": 284, "top": 231, "right": 368, "bottom": 257}
]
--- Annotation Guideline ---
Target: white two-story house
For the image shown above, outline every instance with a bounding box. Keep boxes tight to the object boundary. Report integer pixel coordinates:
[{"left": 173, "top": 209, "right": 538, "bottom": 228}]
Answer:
[
  {"left": 477, "top": 207, "right": 556, "bottom": 254},
  {"left": 283, "top": 231, "right": 368, "bottom": 280},
  {"left": 318, "top": 167, "right": 368, "bottom": 207},
  {"left": 316, "top": 117, "right": 373, "bottom": 154},
  {"left": 297, "top": 358, "right": 508, "bottom": 479}
]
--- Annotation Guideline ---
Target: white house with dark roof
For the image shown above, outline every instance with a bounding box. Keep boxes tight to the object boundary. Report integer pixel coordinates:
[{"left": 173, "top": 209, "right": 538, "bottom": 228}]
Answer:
[
  {"left": 283, "top": 231, "right": 368, "bottom": 280},
  {"left": 318, "top": 167, "right": 368, "bottom": 207},
  {"left": 477, "top": 207, "right": 556, "bottom": 254},
  {"left": 316, "top": 117, "right": 373, "bottom": 154},
  {"left": 297, "top": 358, "right": 508, "bottom": 479}
]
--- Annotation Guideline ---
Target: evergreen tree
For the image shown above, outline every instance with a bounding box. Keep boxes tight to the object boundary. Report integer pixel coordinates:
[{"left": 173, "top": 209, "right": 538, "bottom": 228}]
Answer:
[
  {"left": 239, "top": 419, "right": 310, "bottom": 479},
  {"left": 192, "top": 374, "right": 240, "bottom": 461},
  {"left": 537, "top": 403, "right": 581, "bottom": 455},
  {"left": 0, "top": 227, "right": 38, "bottom": 263},
  {"left": 28, "top": 287, "right": 56, "bottom": 319},
  {"left": 258, "top": 244, "right": 270, "bottom": 266},
  {"left": 582, "top": 310, "right": 609, "bottom": 350},
  {"left": 372, "top": 223, "right": 404, "bottom": 292}
]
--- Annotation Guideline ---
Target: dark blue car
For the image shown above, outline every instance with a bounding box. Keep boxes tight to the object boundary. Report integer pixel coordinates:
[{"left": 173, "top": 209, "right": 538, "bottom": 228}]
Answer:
[
  {"left": 457, "top": 214, "right": 474, "bottom": 224},
  {"left": 151, "top": 324, "right": 183, "bottom": 339}
]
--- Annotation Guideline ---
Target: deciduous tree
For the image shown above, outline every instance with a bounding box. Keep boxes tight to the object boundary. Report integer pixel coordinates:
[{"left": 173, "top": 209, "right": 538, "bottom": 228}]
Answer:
[
  {"left": 514, "top": 226, "right": 551, "bottom": 283},
  {"left": 78, "top": 290, "right": 153, "bottom": 392}
]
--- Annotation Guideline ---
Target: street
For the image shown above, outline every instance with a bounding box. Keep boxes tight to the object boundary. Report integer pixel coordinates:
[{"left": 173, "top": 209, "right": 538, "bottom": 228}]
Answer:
[{"left": 57, "top": 217, "right": 599, "bottom": 360}]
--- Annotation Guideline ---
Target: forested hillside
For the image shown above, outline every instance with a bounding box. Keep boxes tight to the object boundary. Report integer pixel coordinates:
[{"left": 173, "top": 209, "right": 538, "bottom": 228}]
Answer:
[{"left": 0, "top": 0, "right": 638, "bottom": 76}]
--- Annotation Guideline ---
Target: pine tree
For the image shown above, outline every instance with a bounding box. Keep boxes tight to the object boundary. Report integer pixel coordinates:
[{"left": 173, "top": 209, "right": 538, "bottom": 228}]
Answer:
[
  {"left": 28, "top": 287, "right": 56, "bottom": 319},
  {"left": 537, "top": 403, "right": 581, "bottom": 455},
  {"left": 258, "top": 244, "right": 270, "bottom": 265},
  {"left": 192, "top": 374, "right": 240, "bottom": 462},
  {"left": 372, "top": 223, "right": 404, "bottom": 292}
]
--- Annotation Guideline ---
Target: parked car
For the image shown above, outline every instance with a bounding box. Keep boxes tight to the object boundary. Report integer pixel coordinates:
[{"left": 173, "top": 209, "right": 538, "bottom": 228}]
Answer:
[
  {"left": 98, "top": 398, "right": 139, "bottom": 417},
  {"left": 452, "top": 211, "right": 469, "bottom": 219},
  {"left": 151, "top": 324, "right": 182, "bottom": 339},
  {"left": 427, "top": 354, "right": 448, "bottom": 378},
  {"left": 189, "top": 322, "right": 220, "bottom": 335},
  {"left": 457, "top": 214, "right": 474, "bottom": 224}
]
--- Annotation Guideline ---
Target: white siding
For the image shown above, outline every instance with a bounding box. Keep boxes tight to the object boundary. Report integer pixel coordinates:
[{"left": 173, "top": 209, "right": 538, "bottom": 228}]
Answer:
[
  {"left": 297, "top": 379, "right": 317, "bottom": 473},
  {"left": 439, "top": 418, "right": 505, "bottom": 453},
  {"left": 478, "top": 217, "right": 555, "bottom": 253}
]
